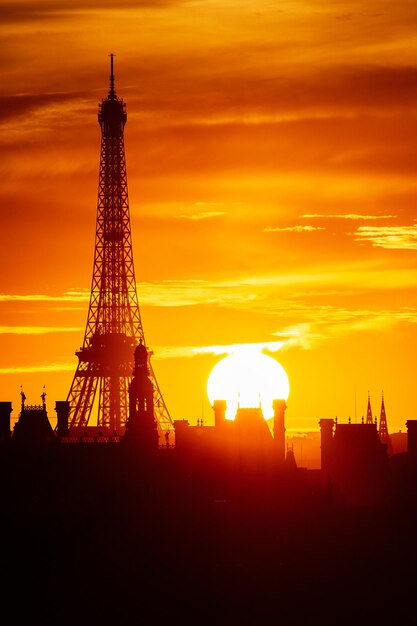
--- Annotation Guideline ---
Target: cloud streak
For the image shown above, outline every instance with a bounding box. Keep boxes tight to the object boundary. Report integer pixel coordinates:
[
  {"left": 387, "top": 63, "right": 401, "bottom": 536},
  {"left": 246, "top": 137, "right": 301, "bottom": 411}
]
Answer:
[
  {"left": 302, "top": 213, "right": 396, "bottom": 221},
  {"left": 0, "top": 92, "right": 86, "bottom": 124},
  {"left": 151, "top": 341, "right": 284, "bottom": 360},
  {"left": 175, "top": 211, "right": 226, "bottom": 220},
  {"left": 0, "top": 290, "right": 89, "bottom": 303},
  {"left": 192, "top": 341, "right": 284, "bottom": 356},
  {"left": 0, "top": 326, "right": 82, "bottom": 335},
  {"left": 148, "top": 299, "right": 417, "bottom": 360},
  {"left": 353, "top": 225, "right": 417, "bottom": 249},
  {"left": 273, "top": 305, "right": 417, "bottom": 351},
  {"left": 137, "top": 280, "right": 258, "bottom": 308},
  {"left": 264, "top": 225, "right": 325, "bottom": 233},
  {"left": 0, "top": 1, "right": 186, "bottom": 24},
  {"left": 3, "top": 262, "right": 417, "bottom": 315},
  {"left": 0, "top": 360, "right": 75, "bottom": 374}
]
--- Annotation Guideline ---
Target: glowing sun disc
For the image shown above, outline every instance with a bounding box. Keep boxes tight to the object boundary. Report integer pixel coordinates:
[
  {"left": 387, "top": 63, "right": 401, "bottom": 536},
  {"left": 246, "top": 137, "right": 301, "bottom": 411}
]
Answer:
[{"left": 207, "top": 351, "right": 290, "bottom": 420}]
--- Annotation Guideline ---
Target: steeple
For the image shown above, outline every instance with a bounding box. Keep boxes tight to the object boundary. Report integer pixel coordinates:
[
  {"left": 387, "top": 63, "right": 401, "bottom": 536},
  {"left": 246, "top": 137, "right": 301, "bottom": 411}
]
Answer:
[
  {"left": 366, "top": 391, "right": 373, "bottom": 425},
  {"left": 379, "top": 392, "right": 388, "bottom": 438},
  {"left": 378, "top": 392, "right": 393, "bottom": 455}
]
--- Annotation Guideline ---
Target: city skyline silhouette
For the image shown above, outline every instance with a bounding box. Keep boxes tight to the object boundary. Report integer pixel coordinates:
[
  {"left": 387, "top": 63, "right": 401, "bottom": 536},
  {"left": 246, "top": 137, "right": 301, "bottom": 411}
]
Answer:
[
  {"left": 1, "top": 5, "right": 417, "bottom": 624},
  {"left": 1, "top": 3, "right": 417, "bottom": 434}
]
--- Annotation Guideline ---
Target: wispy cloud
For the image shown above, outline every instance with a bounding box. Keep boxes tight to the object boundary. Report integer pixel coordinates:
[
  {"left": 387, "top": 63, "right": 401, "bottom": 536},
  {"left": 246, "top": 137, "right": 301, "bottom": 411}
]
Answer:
[
  {"left": 0, "top": 326, "right": 82, "bottom": 335},
  {"left": 0, "top": 360, "right": 75, "bottom": 374},
  {"left": 302, "top": 213, "right": 396, "bottom": 220},
  {"left": 192, "top": 341, "right": 284, "bottom": 356},
  {"left": 264, "top": 225, "right": 325, "bottom": 233},
  {"left": 0, "top": 283, "right": 256, "bottom": 309},
  {"left": 136, "top": 269, "right": 417, "bottom": 309},
  {"left": 0, "top": 289, "right": 89, "bottom": 303},
  {"left": 148, "top": 345, "right": 200, "bottom": 360},
  {"left": 0, "top": 92, "right": 86, "bottom": 124},
  {"left": 353, "top": 225, "right": 417, "bottom": 249},
  {"left": 273, "top": 323, "right": 324, "bottom": 351},
  {"left": 151, "top": 302, "right": 417, "bottom": 360},
  {"left": 193, "top": 202, "right": 227, "bottom": 207},
  {"left": 175, "top": 211, "right": 226, "bottom": 220},
  {"left": 0, "top": 284, "right": 256, "bottom": 309},
  {"left": 150, "top": 341, "right": 284, "bottom": 360},
  {"left": 272, "top": 306, "right": 417, "bottom": 351},
  {"left": 137, "top": 279, "right": 258, "bottom": 307},
  {"left": 3, "top": 263, "right": 417, "bottom": 318},
  {"left": 0, "top": 1, "right": 185, "bottom": 24}
]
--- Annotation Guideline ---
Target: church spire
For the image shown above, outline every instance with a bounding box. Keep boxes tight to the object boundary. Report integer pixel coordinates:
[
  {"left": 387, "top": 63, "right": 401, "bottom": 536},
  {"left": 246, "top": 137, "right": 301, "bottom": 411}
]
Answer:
[
  {"left": 366, "top": 391, "right": 373, "bottom": 424},
  {"left": 379, "top": 392, "right": 393, "bottom": 455},
  {"left": 379, "top": 392, "right": 388, "bottom": 437}
]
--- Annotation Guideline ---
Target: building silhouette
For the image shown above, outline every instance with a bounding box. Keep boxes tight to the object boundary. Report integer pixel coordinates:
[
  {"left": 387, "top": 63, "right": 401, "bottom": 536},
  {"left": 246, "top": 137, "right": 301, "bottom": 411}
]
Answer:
[
  {"left": 1, "top": 383, "right": 417, "bottom": 623},
  {"left": 124, "top": 340, "right": 159, "bottom": 450},
  {"left": 2, "top": 58, "right": 417, "bottom": 624},
  {"left": 319, "top": 417, "right": 391, "bottom": 505},
  {"left": 174, "top": 396, "right": 288, "bottom": 466},
  {"left": 10, "top": 389, "right": 54, "bottom": 446}
]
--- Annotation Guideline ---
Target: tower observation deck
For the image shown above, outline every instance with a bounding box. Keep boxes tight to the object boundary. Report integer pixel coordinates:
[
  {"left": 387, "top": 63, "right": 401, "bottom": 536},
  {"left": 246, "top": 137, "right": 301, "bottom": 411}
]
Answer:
[{"left": 66, "top": 55, "right": 172, "bottom": 439}]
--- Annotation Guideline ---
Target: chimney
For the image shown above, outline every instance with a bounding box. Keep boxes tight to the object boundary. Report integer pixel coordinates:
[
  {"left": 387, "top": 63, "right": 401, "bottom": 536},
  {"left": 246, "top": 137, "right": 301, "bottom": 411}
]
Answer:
[
  {"left": 319, "top": 419, "right": 335, "bottom": 474},
  {"left": 55, "top": 401, "right": 70, "bottom": 438},
  {"left": 406, "top": 420, "right": 417, "bottom": 466},
  {"left": 213, "top": 400, "right": 227, "bottom": 428}
]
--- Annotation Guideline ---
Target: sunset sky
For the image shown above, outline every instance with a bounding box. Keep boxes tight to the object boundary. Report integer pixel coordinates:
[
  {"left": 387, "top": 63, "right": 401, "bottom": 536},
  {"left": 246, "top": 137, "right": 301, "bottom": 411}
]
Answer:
[{"left": 1, "top": 0, "right": 417, "bottom": 433}]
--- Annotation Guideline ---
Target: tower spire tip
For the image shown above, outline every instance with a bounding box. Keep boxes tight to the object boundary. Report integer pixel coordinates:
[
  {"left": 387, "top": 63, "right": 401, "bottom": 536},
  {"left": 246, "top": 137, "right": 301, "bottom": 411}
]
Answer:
[{"left": 109, "top": 52, "right": 115, "bottom": 97}]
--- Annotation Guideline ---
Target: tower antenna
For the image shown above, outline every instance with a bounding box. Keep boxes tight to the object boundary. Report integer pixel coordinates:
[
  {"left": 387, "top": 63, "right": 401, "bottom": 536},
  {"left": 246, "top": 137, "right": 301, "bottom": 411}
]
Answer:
[{"left": 109, "top": 52, "right": 115, "bottom": 97}]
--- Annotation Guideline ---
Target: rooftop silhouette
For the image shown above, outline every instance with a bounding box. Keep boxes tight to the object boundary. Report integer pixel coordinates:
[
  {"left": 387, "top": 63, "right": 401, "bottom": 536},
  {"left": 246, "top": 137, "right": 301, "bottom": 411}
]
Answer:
[{"left": 1, "top": 57, "right": 417, "bottom": 626}]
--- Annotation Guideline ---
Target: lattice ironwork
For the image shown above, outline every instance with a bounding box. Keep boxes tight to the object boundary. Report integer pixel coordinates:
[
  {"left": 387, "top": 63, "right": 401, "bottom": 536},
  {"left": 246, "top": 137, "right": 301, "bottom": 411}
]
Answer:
[{"left": 66, "top": 55, "right": 172, "bottom": 439}]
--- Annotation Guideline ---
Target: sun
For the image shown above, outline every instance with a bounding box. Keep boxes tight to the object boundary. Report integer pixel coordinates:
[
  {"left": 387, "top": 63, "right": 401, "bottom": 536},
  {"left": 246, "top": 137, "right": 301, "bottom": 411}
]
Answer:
[{"left": 207, "top": 349, "right": 290, "bottom": 421}]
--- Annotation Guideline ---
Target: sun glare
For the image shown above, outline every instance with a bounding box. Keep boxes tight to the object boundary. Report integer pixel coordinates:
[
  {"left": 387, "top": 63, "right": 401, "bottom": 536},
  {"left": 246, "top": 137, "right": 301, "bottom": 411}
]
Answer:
[{"left": 207, "top": 349, "right": 290, "bottom": 420}]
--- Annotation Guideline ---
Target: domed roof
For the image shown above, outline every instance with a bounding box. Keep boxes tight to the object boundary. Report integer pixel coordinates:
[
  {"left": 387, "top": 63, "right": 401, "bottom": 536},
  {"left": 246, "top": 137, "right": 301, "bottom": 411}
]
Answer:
[{"left": 134, "top": 340, "right": 148, "bottom": 367}]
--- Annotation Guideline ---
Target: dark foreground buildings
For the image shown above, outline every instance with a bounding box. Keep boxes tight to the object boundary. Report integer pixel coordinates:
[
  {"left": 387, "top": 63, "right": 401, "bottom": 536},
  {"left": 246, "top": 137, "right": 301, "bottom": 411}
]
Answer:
[
  {"left": 1, "top": 357, "right": 417, "bottom": 626},
  {"left": 3, "top": 59, "right": 416, "bottom": 625}
]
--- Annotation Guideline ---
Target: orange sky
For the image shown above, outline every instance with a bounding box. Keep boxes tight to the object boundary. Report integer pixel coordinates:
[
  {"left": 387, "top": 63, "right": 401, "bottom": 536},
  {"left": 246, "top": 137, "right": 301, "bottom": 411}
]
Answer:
[{"left": 1, "top": 0, "right": 417, "bottom": 433}]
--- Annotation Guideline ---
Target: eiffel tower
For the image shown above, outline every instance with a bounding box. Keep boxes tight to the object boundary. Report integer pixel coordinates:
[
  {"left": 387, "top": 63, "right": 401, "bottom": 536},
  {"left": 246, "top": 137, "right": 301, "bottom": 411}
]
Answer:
[{"left": 66, "top": 55, "right": 172, "bottom": 440}]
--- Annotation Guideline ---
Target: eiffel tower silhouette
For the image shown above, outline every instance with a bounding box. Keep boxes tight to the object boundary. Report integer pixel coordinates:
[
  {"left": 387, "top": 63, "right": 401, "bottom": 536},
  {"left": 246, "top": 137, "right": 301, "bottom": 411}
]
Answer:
[{"left": 66, "top": 55, "right": 172, "bottom": 439}]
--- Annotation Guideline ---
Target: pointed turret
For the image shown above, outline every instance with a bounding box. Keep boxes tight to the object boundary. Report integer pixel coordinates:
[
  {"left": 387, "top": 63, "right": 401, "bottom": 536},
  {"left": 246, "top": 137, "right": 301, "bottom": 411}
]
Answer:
[
  {"left": 285, "top": 444, "right": 297, "bottom": 471},
  {"left": 378, "top": 392, "right": 393, "bottom": 455},
  {"left": 379, "top": 393, "right": 388, "bottom": 437},
  {"left": 366, "top": 392, "right": 373, "bottom": 424}
]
